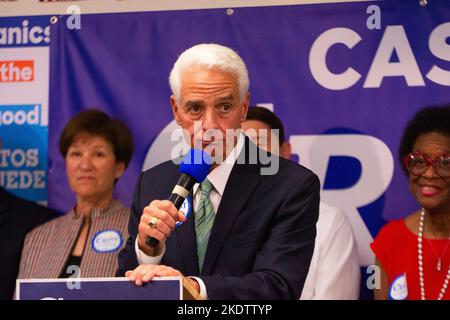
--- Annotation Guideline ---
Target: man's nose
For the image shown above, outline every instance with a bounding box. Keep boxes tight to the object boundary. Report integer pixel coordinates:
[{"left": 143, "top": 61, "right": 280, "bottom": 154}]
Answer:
[{"left": 202, "top": 109, "right": 218, "bottom": 130}]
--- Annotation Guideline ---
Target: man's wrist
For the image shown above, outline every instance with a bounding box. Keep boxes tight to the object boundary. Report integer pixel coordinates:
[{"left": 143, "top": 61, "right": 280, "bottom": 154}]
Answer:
[
  {"left": 184, "top": 277, "right": 203, "bottom": 300},
  {"left": 188, "top": 276, "right": 208, "bottom": 300},
  {"left": 186, "top": 277, "right": 200, "bottom": 293},
  {"left": 138, "top": 233, "right": 163, "bottom": 257}
]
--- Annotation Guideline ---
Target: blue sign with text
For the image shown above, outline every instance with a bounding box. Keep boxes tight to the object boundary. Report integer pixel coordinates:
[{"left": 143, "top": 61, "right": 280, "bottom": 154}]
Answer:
[{"left": 16, "top": 277, "right": 182, "bottom": 300}]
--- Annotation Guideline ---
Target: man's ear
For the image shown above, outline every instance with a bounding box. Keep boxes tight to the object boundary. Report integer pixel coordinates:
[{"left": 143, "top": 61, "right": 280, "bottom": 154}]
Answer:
[
  {"left": 240, "top": 92, "right": 250, "bottom": 122},
  {"left": 280, "top": 141, "right": 292, "bottom": 160},
  {"left": 170, "top": 95, "right": 181, "bottom": 124}
]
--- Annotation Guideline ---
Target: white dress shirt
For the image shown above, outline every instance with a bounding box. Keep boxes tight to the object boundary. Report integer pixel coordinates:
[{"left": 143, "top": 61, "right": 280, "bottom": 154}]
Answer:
[
  {"left": 135, "top": 133, "right": 245, "bottom": 299},
  {"left": 300, "top": 202, "right": 360, "bottom": 300}
]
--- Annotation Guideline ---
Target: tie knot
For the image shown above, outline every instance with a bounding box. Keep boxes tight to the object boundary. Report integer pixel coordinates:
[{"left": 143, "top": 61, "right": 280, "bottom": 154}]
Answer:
[{"left": 200, "top": 178, "right": 214, "bottom": 196}]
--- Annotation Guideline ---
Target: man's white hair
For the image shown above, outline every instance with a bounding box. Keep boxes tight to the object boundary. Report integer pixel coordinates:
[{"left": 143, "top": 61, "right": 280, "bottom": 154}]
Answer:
[{"left": 169, "top": 43, "right": 249, "bottom": 103}]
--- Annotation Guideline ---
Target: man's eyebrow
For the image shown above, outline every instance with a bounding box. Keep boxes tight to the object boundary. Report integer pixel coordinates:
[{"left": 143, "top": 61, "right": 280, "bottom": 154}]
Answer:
[
  {"left": 216, "top": 94, "right": 234, "bottom": 103},
  {"left": 184, "top": 100, "right": 205, "bottom": 107}
]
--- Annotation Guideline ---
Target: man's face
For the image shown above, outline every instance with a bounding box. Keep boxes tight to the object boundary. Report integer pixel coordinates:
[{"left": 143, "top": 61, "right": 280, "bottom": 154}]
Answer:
[
  {"left": 171, "top": 66, "right": 249, "bottom": 163},
  {"left": 241, "top": 119, "right": 273, "bottom": 152},
  {"left": 242, "top": 119, "right": 292, "bottom": 160}
]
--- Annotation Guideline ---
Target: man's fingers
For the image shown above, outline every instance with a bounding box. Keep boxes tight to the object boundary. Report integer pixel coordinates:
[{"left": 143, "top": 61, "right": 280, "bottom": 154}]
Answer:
[
  {"left": 126, "top": 265, "right": 143, "bottom": 281},
  {"left": 137, "top": 199, "right": 189, "bottom": 249},
  {"left": 145, "top": 217, "right": 172, "bottom": 237},
  {"left": 143, "top": 207, "right": 175, "bottom": 229},
  {"left": 142, "top": 270, "right": 157, "bottom": 282},
  {"left": 178, "top": 211, "right": 187, "bottom": 223},
  {"left": 155, "top": 268, "right": 182, "bottom": 277},
  {"left": 127, "top": 265, "right": 156, "bottom": 284},
  {"left": 151, "top": 209, "right": 177, "bottom": 232},
  {"left": 143, "top": 204, "right": 178, "bottom": 229},
  {"left": 127, "top": 265, "right": 184, "bottom": 286},
  {"left": 146, "top": 227, "right": 166, "bottom": 242},
  {"left": 137, "top": 265, "right": 151, "bottom": 278},
  {"left": 154, "top": 200, "right": 180, "bottom": 220}
]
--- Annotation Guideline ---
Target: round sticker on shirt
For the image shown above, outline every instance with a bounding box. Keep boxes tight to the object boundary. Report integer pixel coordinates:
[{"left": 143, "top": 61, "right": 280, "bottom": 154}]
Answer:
[
  {"left": 176, "top": 196, "right": 192, "bottom": 227},
  {"left": 389, "top": 273, "right": 408, "bottom": 300},
  {"left": 92, "top": 229, "right": 123, "bottom": 253}
]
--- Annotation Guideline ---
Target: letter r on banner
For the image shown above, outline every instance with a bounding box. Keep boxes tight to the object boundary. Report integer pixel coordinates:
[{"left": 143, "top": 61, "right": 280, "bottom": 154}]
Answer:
[{"left": 290, "top": 134, "right": 394, "bottom": 265}]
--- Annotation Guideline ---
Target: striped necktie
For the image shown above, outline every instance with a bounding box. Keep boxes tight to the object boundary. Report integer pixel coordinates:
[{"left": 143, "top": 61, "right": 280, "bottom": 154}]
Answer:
[{"left": 195, "top": 178, "right": 215, "bottom": 272}]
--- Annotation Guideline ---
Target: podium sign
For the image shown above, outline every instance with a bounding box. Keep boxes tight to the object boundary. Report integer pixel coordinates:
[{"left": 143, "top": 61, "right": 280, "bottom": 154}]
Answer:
[{"left": 16, "top": 277, "right": 182, "bottom": 300}]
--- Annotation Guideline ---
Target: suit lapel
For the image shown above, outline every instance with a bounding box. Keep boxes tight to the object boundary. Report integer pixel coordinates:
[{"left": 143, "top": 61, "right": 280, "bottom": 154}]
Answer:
[
  {"left": 156, "top": 161, "right": 199, "bottom": 274},
  {"left": 173, "top": 192, "right": 199, "bottom": 275},
  {"left": 201, "top": 138, "right": 262, "bottom": 275}
]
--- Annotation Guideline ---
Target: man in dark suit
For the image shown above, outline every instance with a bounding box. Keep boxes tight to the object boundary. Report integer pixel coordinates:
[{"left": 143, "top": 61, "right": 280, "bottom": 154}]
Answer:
[
  {"left": 0, "top": 187, "right": 59, "bottom": 299},
  {"left": 117, "top": 43, "right": 320, "bottom": 299}
]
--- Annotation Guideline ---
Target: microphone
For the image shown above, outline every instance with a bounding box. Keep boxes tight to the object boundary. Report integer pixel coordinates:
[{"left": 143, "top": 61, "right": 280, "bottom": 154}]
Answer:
[{"left": 146, "top": 149, "right": 213, "bottom": 248}]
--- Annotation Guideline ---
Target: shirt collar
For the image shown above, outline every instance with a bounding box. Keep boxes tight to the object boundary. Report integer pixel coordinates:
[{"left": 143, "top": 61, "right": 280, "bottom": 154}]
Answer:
[
  {"left": 193, "top": 132, "right": 245, "bottom": 197},
  {"left": 68, "top": 200, "right": 124, "bottom": 220}
]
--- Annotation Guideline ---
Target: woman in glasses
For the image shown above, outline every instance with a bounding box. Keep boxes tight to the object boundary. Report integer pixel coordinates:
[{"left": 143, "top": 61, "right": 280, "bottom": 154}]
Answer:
[{"left": 371, "top": 105, "right": 450, "bottom": 300}]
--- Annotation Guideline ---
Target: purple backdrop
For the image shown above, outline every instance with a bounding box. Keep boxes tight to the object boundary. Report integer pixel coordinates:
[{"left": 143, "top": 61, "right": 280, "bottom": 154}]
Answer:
[{"left": 48, "top": 1, "right": 450, "bottom": 244}]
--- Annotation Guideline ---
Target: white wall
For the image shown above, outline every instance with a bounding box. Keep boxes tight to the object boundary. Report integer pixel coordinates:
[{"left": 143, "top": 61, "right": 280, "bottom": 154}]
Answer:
[{"left": 1, "top": 0, "right": 376, "bottom": 17}]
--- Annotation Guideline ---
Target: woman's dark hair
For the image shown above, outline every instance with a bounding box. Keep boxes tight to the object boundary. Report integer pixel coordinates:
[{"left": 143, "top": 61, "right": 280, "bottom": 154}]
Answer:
[
  {"left": 245, "top": 106, "right": 286, "bottom": 145},
  {"left": 59, "top": 109, "right": 134, "bottom": 168},
  {"left": 399, "top": 104, "right": 450, "bottom": 173}
]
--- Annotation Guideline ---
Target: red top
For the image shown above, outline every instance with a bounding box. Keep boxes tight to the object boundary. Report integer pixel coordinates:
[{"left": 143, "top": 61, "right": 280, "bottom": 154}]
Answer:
[{"left": 371, "top": 219, "right": 450, "bottom": 300}]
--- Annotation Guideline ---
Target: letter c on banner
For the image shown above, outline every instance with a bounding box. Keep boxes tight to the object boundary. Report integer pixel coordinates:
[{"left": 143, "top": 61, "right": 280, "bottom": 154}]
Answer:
[{"left": 309, "top": 27, "right": 362, "bottom": 90}]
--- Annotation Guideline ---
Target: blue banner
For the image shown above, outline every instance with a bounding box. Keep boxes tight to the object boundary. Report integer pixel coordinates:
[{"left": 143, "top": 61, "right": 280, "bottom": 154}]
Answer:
[
  {"left": 0, "top": 104, "right": 48, "bottom": 202},
  {"left": 47, "top": 0, "right": 450, "bottom": 272},
  {"left": 0, "top": 16, "right": 51, "bottom": 203},
  {"left": 0, "top": 16, "right": 50, "bottom": 48}
]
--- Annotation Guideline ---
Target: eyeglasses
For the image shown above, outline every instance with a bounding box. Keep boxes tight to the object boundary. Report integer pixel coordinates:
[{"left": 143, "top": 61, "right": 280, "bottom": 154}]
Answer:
[{"left": 403, "top": 152, "right": 450, "bottom": 178}]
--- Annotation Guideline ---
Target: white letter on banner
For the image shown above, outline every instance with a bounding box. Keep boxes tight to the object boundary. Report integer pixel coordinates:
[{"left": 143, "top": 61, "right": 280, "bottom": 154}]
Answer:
[
  {"left": 426, "top": 22, "right": 450, "bottom": 86},
  {"left": 29, "top": 26, "right": 43, "bottom": 44},
  {"left": 366, "top": 5, "right": 381, "bottom": 30},
  {"left": 26, "top": 149, "right": 39, "bottom": 168},
  {"left": 364, "top": 25, "right": 425, "bottom": 88},
  {"left": 366, "top": 264, "right": 381, "bottom": 290},
  {"left": 309, "top": 28, "right": 362, "bottom": 90},
  {"left": 142, "top": 120, "right": 191, "bottom": 170},
  {"left": 66, "top": 5, "right": 81, "bottom": 30},
  {"left": 66, "top": 265, "right": 81, "bottom": 290},
  {"left": 289, "top": 134, "right": 394, "bottom": 266}
]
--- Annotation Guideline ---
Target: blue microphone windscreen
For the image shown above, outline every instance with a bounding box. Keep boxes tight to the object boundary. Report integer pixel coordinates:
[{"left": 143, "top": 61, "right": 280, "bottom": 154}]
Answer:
[{"left": 179, "top": 149, "right": 213, "bottom": 183}]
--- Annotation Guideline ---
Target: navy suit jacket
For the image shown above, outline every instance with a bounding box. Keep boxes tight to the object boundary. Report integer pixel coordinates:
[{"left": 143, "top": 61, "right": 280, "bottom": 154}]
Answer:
[
  {"left": 117, "top": 138, "right": 320, "bottom": 299},
  {"left": 0, "top": 188, "right": 59, "bottom": 300}
]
